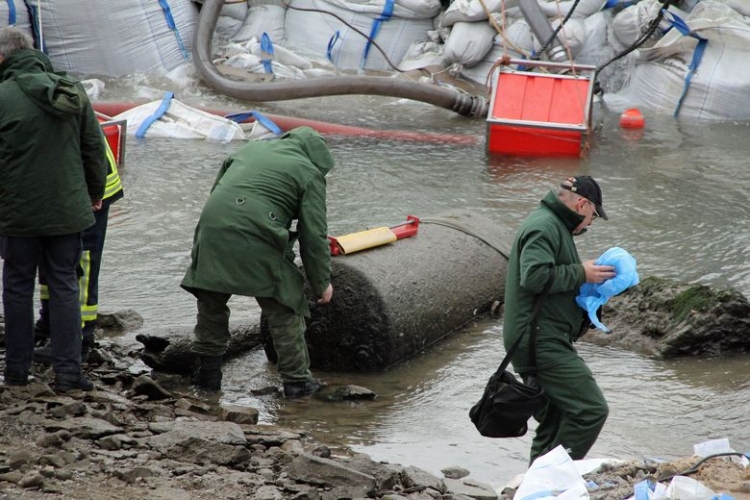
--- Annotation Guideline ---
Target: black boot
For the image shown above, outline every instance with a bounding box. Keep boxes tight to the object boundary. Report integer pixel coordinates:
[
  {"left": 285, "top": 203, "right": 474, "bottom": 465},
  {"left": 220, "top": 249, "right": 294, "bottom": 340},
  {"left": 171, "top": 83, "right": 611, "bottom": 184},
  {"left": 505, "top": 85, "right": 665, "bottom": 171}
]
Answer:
[
  {"left": 283, "top": 379, "right": 323, "bottom": 399},
  {"left": 54, "top": 373, "right": 94, "bottom": 393},
  {"left": 192, "top": 355, "right": 223, "bottom": 391}
]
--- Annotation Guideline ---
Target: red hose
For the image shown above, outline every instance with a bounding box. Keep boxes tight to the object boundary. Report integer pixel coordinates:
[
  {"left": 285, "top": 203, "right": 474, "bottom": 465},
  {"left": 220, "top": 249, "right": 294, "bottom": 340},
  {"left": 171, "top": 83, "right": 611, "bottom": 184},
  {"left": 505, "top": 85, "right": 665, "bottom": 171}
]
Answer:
[{"left": 92, "top": 101, "right": 479, "bottom": 146}]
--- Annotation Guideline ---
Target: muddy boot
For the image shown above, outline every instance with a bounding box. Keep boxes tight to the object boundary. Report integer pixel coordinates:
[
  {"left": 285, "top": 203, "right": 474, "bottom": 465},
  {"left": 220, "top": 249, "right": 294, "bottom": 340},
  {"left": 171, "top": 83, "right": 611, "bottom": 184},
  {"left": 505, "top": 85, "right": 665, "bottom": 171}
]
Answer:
[
  {"left": 283, "top": 379, "right": 323, "bottom": 399},
  {"left": 81, "top": 336, "right": 95, "bottom": 363},
  {"left": 3, "top": 369, "right": 29, "bottom": 387},
  {"left": 192, "top": 355, "right": 223, "bottom": 391},
  {"left": 32, "top": 343, "right": 53, "bottom": 365},
  {"left": 54, "top": 373, "right": 94, "bottom": 393}
]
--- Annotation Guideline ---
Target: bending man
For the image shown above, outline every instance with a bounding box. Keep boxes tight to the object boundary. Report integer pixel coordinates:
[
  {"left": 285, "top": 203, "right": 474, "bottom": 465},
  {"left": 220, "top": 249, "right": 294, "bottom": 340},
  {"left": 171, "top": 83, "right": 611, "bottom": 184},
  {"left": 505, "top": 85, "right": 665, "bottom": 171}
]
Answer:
[{"left": 182, "top": 127, "right": 334, "bottom": 398}]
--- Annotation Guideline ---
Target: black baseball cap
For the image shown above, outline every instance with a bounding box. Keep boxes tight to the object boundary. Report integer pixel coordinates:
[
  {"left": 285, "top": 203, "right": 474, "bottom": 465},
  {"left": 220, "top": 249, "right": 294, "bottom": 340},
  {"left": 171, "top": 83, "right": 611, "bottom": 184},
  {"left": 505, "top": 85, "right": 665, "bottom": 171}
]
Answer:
[{"left": 560, "top": 176, "right": 608, "bottom": 220}]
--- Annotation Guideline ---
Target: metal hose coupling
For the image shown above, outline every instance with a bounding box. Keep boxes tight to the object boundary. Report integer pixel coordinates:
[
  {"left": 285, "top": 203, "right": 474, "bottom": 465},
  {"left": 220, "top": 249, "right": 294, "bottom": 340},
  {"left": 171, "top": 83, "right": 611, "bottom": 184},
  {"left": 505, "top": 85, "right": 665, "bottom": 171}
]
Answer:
[{"left": 453, "top": 94, "right": 489, "bottom": 118}]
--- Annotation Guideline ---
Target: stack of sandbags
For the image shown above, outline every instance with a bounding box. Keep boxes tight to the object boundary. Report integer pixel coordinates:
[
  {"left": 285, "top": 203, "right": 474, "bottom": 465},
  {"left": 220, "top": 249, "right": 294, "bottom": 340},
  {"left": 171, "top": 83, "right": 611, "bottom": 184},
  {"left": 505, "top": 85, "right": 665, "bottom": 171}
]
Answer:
[
  {"left": 283, "top": 0, "right": 442, "bottom": 71},
  {"left": 439, "top": 0, "right": 609, "bottom": 86},
  {"left": 605, "top": 0, "right": 750, "bottom": 120},
  {"left": 27, "top": 0, "right": 198, "bottom": 77}
]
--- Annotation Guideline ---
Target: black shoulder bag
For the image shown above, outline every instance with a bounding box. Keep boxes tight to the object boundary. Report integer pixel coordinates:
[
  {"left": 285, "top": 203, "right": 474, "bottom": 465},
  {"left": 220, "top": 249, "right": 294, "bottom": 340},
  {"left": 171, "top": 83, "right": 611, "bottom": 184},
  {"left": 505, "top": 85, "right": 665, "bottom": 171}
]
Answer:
[{"left": 469, "top": 269, "right": 555, "bottom": 438}]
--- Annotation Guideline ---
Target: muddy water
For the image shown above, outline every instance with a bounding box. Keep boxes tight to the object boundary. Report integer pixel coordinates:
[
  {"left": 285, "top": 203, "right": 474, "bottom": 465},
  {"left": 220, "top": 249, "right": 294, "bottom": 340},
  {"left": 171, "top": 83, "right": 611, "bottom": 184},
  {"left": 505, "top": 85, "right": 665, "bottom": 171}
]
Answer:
[{"left": 8, "top": 92, "right": 750, "bottom": 487}]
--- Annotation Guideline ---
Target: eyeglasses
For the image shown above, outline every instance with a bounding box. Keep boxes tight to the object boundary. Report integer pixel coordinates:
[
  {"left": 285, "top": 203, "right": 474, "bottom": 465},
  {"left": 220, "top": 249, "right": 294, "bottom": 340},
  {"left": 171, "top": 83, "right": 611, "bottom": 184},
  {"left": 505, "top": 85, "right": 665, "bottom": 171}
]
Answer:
[{"left": 587, "top": 200, "right": 600, "bottom": 220}]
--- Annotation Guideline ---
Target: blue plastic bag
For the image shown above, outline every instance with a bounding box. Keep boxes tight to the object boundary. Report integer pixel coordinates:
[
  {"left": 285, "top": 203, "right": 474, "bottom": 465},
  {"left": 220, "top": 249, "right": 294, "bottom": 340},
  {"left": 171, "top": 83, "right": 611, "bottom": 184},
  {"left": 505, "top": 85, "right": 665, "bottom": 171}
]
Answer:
[{"left": 576, "top": 247, "right": 639, "bottom": 333}]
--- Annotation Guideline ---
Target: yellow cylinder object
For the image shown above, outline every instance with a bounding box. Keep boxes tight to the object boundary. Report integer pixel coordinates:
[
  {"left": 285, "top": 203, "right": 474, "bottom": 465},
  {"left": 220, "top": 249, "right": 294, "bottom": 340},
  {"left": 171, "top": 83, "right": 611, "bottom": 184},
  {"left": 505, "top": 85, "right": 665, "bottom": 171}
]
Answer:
[{"left": 335, "top": 227, "right": 397, "bottom": 255}]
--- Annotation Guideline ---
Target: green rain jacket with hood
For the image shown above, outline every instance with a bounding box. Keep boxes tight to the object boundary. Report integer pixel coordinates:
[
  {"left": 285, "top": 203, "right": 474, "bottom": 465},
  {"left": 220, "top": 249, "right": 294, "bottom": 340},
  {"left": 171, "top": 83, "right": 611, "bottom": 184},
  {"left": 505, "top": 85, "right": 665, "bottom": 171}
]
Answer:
[
  {"left": 0, "top": 49, "right": 106, "bottom": 237},
  {"left": 181, "top": 127, "right": 335, "bottom": 317},
  {"left": 502, "top": 190, "right": 588, "bottom": 373}
]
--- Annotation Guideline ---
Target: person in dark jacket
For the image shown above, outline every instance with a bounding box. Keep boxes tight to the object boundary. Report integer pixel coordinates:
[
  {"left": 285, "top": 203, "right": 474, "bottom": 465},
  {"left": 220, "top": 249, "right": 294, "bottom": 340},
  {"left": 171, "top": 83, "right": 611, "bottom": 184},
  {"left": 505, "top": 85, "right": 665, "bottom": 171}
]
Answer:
[
  {"left": 0, "top": 27, "right": 107, "bottom": 392},
  {"left": 33, "top": 139, "right": 124, "bottom": 363},
  {"left": 181, "top": 126, "right": 334, "bottom": 398},
  {"left": 503, "top": 176, "right": 616, "bottom": 463}
]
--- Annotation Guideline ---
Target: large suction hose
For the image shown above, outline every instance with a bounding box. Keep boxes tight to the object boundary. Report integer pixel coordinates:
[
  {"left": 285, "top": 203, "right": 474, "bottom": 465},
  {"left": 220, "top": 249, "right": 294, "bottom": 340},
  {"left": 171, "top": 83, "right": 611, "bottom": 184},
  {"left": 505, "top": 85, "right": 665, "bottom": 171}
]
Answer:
[{"left": 194, "top": 0, "right": 488, "bottom": 118}]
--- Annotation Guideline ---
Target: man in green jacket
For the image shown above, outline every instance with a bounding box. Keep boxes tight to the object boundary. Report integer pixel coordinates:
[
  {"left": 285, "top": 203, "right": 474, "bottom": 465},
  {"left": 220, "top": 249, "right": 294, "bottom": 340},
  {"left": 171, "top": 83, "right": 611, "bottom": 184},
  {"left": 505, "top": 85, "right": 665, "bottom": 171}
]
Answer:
[
  {"left": 0, "top": 27, "right": 107, "bottom": 392},
  {"left": 182, "top": 127, "right": 334, "bottom": 398},
  {"left": 503, "top": 176, "right": 616, "bottom": 463}
]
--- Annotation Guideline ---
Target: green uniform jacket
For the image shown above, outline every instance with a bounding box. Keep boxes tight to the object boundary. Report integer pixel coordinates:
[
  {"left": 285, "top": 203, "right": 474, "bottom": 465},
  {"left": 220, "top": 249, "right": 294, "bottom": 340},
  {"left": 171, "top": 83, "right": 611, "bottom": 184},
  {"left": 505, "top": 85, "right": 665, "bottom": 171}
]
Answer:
[
  {"left": 0, "top": 49, "right": 106, "bottom": 237},
  {"left": 503, "top": 191, "right": 588, "bottom": 372},
  {"left": 181, "top": 127, "right": 334, "bottom": 317}
]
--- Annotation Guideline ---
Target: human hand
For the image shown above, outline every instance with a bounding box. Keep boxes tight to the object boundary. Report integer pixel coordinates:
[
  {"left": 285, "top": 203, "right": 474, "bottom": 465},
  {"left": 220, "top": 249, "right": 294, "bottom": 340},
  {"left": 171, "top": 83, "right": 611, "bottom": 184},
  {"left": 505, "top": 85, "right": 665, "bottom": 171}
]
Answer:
[
  {"left": 92, "top": 199, "right": 103, "bottom": 211},
  {"left": 582, "top": 260, "right": 616, "bottom": 283},
  {"left": 317, "top": 284, "right": 333, "bottom": 304}
]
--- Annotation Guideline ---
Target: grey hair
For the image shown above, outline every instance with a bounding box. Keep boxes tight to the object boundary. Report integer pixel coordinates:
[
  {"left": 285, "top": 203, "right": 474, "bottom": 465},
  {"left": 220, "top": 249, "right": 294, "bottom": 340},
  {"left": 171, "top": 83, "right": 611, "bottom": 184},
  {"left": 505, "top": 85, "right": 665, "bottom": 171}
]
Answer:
[{"left": 0, "top": 26, "right": 33, "bottom": 59}]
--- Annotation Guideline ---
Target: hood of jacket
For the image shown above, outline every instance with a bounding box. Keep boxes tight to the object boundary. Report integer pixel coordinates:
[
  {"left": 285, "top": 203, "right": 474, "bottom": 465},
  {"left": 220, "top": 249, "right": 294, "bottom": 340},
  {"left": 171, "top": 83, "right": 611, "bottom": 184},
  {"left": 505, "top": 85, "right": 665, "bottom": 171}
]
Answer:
[
  {"left": 280, "top": 126, "right": 335, "bottom": 175},
  {"left": 540, "top": 190, "right": 585, "bottom": 234},
  {"left": 0, "top": 48, "right": 86, "bottom": 118}
]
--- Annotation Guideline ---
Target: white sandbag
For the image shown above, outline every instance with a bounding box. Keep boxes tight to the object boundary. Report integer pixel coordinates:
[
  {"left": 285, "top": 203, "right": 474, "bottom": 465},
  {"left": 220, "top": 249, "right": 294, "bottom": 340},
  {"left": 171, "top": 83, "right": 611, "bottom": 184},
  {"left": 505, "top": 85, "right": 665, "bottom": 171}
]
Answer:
[
  {"left": 459, "top": 42, "right": 522, "bottom": 86},
  {"left": 232, "top": 3, "right": 286, "bottom": 42},
  {"left": 606, "top": 0, "right": 750, "bottom": 119},
  {"left": 284, "top": 0, "right": 435, "bottom": 71},
  {"left": 533, "top": 17, "right": 586, "bottom": 58},
  {"left": 443, "top": 21, "right": 498, "bottom": 68},
  {"left": 726, "top": 0, "right": 750, "bottom": 16},
  {"left": 442, "top": 0, "right": 520, "bottom": 27},
  {"left": 397, "top": 40, "right": 446, "bottom": 71},
  {"left": 0, "top": 1, "right": 33, "bottom": 33},
  {"left": 501, "top": 18, "right": 535, "bottom": 57},
  {"left": 221, "top": 1, "right": 248, "bottom": 21},
  {"left": 114, "top": 96, "right": 247, "bottom": 142},
  {"left": 536, "top": 0, "right": 607, "bottom": 20},
  {"left": 605, "top": 43, "right": 750, "bottom": 120},
  {"left": 247, "top": 36, "right": 314, "bottom": 69},
  {"left": 34, "top": 0, "right": 198, "bottom": 78},
  {"left": 321, "top": 0, "right": 441, "bottom": 20},
  {"left": 610, "top": 0, "right": 661, "bottom": 50}
]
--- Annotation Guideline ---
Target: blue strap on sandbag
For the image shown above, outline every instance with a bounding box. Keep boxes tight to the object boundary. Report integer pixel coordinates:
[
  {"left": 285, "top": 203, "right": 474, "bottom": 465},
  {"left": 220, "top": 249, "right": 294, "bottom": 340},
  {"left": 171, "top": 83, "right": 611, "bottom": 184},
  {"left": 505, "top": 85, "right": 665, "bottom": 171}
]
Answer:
[
  {"left": 22, "top": 0, "right": 46, "bottom": 53},
  {"left": 362, "top": 0, "right": 394, "bottom": 67},
  {"left": 261, "top": 32, "right": 275, "bottom": 74},
  {"left": 136, "top": 91, "right": 174, "bottom": 139},
  {"left": 576, "top": 247, "right": 639, "bottom": 333},
  {"left": 224, "top": 110, "right": 282, "bottom": 136},
  {"left": 663, "top": 10, "right": 708, "bottom": 118},
  {"left": 326, "top": 30, "right": 341, "bottom": 63},
  {"left": 158, "top": 0, "right": 190, "bottom": 60},
  {"left": 7, "top": 0, "right": 16, "bottom": 25}
]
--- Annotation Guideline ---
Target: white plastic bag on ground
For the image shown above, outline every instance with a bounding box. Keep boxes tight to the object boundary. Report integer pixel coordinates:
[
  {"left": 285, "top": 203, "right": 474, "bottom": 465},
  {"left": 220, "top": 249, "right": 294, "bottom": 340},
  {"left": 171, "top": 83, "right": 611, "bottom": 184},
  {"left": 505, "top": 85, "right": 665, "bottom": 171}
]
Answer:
[{"left": 513, "top": 446, "right": 589, "bottom": 500}]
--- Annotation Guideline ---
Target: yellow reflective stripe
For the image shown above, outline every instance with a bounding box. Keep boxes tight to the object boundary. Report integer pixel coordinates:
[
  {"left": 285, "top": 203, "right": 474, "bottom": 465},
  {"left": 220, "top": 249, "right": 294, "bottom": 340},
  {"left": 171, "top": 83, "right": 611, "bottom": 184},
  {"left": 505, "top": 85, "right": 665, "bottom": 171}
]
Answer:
[
  {"left": 79, "top": 250, "right": 91, "bottom": 307},
  {"left": 81, "top": 304, "right": 98, "bottom": 323},
  {"left": 103, "top": 142, "right": 122, "bottom": 201},
  {"left": 40, "top": 284, "right": 49, "bottom": 300}
]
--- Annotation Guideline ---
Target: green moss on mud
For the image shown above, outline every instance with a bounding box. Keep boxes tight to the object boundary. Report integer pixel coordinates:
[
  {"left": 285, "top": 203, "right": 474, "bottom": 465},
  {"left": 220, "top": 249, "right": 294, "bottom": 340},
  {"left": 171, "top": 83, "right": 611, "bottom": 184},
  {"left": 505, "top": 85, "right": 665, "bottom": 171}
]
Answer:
[{"left": 636, "top": 276, "right": 740, "bottom": 324}]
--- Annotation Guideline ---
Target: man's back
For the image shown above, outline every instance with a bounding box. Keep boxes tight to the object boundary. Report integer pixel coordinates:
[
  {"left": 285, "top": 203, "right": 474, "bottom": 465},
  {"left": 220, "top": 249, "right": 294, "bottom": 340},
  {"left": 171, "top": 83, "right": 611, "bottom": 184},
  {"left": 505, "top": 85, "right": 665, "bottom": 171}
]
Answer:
[{"left": 0, "top": 48, "right": 106, "bottom": 237}]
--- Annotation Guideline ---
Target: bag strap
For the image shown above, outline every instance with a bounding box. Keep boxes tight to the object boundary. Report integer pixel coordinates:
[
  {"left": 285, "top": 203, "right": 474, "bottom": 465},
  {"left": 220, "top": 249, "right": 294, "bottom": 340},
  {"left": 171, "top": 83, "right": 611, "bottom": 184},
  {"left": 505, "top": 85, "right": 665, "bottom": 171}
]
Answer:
[{"left": 498, "top": 265, "right": 555, "bottom": 373}]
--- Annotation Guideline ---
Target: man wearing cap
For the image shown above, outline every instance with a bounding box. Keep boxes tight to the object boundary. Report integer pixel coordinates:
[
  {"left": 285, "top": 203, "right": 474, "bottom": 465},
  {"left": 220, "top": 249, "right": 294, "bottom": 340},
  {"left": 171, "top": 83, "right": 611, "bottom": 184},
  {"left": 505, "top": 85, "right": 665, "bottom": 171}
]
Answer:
[{"left": 502, "top": 175, "right": 616, "bottom": 463}]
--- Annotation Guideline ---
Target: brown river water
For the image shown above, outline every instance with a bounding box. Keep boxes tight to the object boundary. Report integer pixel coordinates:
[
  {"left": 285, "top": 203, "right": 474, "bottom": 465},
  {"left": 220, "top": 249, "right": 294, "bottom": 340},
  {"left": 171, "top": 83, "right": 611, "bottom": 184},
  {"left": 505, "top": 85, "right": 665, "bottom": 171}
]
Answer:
[{"left": 5, "top": 88, "right": 750, "bottom": 487}]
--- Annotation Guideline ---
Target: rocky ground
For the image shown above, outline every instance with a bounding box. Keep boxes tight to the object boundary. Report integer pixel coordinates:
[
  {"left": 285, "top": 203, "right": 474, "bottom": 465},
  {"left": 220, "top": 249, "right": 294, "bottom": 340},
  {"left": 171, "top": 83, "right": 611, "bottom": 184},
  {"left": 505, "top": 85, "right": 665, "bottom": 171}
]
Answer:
[{"left": 0, "top": 340, "right": 748, "bottom": 500}]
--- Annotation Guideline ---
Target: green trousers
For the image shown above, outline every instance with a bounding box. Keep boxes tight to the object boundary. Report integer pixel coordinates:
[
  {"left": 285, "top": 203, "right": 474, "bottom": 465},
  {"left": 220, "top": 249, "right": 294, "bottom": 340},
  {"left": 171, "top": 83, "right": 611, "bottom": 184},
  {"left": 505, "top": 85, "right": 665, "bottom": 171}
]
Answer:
[
  {"left": 190, "top": 289, "right": 312, "bottom": 383},
  {"left": 523, "top": 347, "right": 609, "bottom": 463}
]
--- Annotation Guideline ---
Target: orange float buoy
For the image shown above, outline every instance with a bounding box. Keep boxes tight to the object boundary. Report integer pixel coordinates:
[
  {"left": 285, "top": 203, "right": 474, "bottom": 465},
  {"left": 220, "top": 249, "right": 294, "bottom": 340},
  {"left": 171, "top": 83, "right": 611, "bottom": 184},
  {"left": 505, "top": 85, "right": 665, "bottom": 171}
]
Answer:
[{"left": 620, "top": 108, "right": 645, "bottom": 129}]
